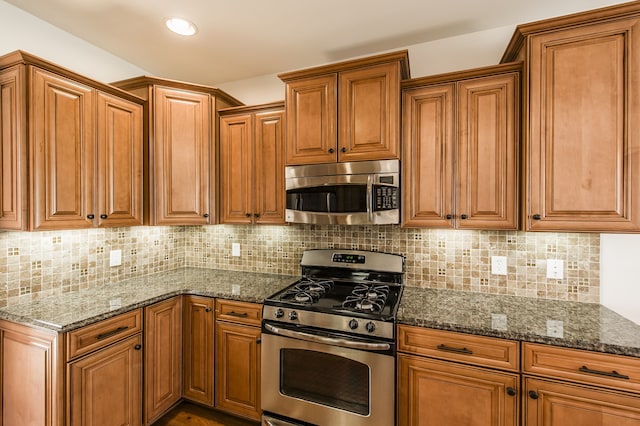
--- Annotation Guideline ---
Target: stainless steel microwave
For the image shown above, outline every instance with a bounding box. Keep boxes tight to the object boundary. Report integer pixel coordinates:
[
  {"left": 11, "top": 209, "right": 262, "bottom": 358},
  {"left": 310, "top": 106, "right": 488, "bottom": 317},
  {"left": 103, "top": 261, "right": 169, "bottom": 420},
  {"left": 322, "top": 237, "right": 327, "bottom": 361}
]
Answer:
[{"left": 285, "top": 159, "right": 399, "bottom": 225}]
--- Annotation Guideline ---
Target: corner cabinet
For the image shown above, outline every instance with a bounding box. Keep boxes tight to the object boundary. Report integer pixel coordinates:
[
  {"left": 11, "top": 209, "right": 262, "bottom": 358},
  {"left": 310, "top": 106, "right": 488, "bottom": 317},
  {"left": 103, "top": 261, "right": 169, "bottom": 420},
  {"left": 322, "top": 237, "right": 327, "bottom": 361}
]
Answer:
[
  {"left": 111, "top": 76, "right": 243, "bottom": 225},
  {"left": 279, "top": 50, "right": 409, "bottom": 165},
  {"left": 402, "top": 63, "right": 520, "bottom": 229},
  {"left": 502, "top": 3, "right": 640, "bottom": 232},
  {"left": 0, "top": 51, "right": 144, "bottom": 231},
  {"left": 219, "top": 102, "right": 285, "bottom": 224},
  {"left": 182, "top": 295, "right": 215, "bottom": 406}
]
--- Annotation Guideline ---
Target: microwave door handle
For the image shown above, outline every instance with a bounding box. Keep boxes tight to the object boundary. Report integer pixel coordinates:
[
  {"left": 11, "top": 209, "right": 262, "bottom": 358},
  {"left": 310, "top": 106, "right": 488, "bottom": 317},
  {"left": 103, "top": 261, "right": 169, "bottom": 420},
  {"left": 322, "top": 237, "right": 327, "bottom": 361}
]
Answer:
[
  {"left": 326, "top": 193, "right": 331, "bottom": 213},
  {"left": 366, "top": 175, "right": 374, "bottom": 222}
]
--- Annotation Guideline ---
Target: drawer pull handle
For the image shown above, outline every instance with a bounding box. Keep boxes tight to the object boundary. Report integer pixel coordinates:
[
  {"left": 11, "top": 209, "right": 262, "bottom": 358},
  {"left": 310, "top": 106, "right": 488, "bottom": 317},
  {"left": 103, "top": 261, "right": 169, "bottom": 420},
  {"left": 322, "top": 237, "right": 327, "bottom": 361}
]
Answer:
[
  {"left": 579, "top": 365, "right": 630, "bottom": 380},
  {"left": 436, "top": 344, "right": 473, "bottom": 355},
  {"left": 96, "top": 326, "right": 129, "bottom": 340},
  {"left": 226, "top": 311, "right": 249, "bottom": 318},
  {"left": 506, "top": 387, "right": 516, "bottom": 396}
]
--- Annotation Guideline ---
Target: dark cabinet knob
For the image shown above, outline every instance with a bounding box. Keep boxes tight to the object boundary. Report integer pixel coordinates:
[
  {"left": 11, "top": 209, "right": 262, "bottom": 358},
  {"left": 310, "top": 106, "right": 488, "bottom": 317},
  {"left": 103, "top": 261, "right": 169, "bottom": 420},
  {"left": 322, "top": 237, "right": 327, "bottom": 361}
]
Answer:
[
  {"left": 87, "top": 214, "right": 95, "bottom": 220},
  {"left": 245, "top": 213, "right": 251, "bottom": 217},
  {"left": 341, "top": 147, "right": 347, "bottom": 153},
  {"left": 256, "top": 338, "right": 262, "bottom": 344},
  {"left": 460, "top": 214, "right": 468, "bottom": 220},
  {"left": 532, "top": 214, "right": 542, "bottom": 220},
  {"left": 134, "top": 344, "right": 142, "bottom": 350},
  {"left": 528, "top": 390, "right": 539, "bottom": 400},
  {"left": 254, "top": 213, "right": 260, "bottom": 218},
  {"left": 446, "top": 214, "right": 453, "bottom": 220},
  {"left": 203, "top": 213, "right": 209, "bottom": 218},
  {"left": 205, "top": 307, "right": 211, "bottom": 312},
  {"left": 328, "top": 148, "right": 335, "bottom": 153},
  {"left": 506, "top": 387, "right": 516, "bottom": 396},
  {"left": 100, "top": 214, "right": 108, "bottom": 219}
]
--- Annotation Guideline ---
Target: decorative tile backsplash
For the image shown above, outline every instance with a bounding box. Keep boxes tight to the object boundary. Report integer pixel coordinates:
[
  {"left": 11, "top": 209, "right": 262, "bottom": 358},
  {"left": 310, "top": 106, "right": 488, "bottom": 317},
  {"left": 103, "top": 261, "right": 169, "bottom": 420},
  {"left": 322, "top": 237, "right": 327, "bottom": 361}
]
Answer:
[{"left": 0, "top": 224, "right": 600, "bottom": 308}]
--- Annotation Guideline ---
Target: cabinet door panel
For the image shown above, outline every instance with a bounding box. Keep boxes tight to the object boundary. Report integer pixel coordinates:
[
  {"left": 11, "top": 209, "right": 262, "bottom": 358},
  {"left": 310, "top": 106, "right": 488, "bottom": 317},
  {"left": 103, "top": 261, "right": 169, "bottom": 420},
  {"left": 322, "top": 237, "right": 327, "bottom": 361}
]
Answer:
[
  {"left": 397, "top": 354, "right": 518, "bottom": 426},
  {"left": 154, "top": 87, "right": 210, "bottom": 224},
  {"left": 285, "top": 75, "right": 337, "bottom": 165},
  {"left": 255, "top": 110, "right": 285, "bottom": 224},
  {"left": 220, "top": 114, "right": 253, "bottom": 223},
  {"left": 96, "top": 92, "right": 143, "bottom": 227},
  {"left": 183, "top": 295, "right": 214, "bottom": 406},
  {"left": 402, "top": 84, "right": 455, "bottom": 227},
  {"left": 68, "top": 334, "right": 142, "bottom": 426},
  {"left": 0, "top": 66, "right": 26, "bottom": 230},
  {"left": 458, "top": 73, "right": 518, "bottom": 229},
  {"left": 31, "top": 67, "right": 93, "bottom": 230},
  {"left": 339, "top": 62, "right": 400, "bottom": 162},
  {"left": 527, "top": 18, "right": 640, "bottom": 231}
]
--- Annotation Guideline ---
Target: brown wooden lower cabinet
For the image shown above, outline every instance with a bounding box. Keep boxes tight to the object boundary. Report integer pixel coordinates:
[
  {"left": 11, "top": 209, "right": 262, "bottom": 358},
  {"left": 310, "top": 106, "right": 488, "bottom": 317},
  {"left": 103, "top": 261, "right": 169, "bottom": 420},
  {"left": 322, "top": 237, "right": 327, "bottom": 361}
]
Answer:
[
  {"left": 67, "top": 334, "right": 143, "bottom": 426},
  {"left": 182, "top": 295, "right": 215, "bottom": 406}
]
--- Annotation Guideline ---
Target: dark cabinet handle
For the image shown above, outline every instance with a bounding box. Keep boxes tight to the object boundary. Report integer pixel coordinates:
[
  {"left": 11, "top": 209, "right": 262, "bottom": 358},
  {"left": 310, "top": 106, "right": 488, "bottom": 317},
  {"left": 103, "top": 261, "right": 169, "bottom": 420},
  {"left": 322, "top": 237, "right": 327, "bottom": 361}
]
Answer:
[
  {"left": 528, "top": 390, "right": 539, "bottom": 400},
  {"left": 134, "top": 344, "right": 142, "bottom": 350},
  {"left": 256, "top": 338, "right": 262, "bottom": 344},
  {"left": 254, "top": 213, "right": 260, "bottom": 218},
  {"left": 100, "top": 214, "right": 108, "bottom": 219},
  {"left": 445, "top": 214, "right": 453, "bottom": 220},
  {"left": 579, "top": 365, "right": 630, "bottom": 380},
  {"left": 245, "top": 213, "right": 251, "bottom": 217},
  {"left": 87, "top": 214, "right": 95, "bottom": 220},
  {"left": 226, "top": 311, "right": 249, "bottom": 318},
  {"left": 328, "top": 148, "right": 335, "bottom": 153},
  {"left": 341, "top": 147, "right": 347, "bottom": 153},
  {"left": 532, "top": 214, "right": 541, "bottom": 220},
  {"left": 205, "top": 307, "right": 211, "bottom": 312},
  {"left": 506, "top": 387, "right": 516, "bottom": 396},
  {"left": 460, "top": 214, "right": 468, "bottom": 220},
  {"left": 436, "top": 344, "right": 473, "bottom": 355},
  {"left": 96, "top": 326, "right": 129, "bottom": 340},
  {"left": 203, "top": 213, "right": 209, "bottom": 218}
]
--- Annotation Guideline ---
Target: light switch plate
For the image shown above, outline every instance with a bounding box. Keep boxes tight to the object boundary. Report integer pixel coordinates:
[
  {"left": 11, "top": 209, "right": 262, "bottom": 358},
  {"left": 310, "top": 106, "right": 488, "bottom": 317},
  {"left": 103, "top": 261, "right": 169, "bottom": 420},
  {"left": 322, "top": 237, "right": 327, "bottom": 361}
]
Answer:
[
  {"left": 547, "top": 259, "right": 564, "bottom": 279},
  {"left": 491, "top": 256, "right": 507, "bottom": 275},
  {"left": 109, "top": 250, "right": 122, "bottom": 267},
  {"left": 232, "top": 243, "right": 241, "bottom": 257}
]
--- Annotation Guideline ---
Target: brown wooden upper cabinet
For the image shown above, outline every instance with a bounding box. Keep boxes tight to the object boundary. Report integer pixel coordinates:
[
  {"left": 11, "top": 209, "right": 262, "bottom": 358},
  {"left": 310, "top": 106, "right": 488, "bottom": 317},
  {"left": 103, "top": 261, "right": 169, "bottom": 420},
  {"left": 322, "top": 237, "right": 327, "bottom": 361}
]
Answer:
[
  {"left": 502, "top": 2, "right": 640, "bottom": 232},
  {"left": 0, "top": 51, "right": 145, "bottom": 231},
  {"left": 219, "top": 102, "right": 286, "bottom": 224},
  {"left": 111, "top": 76, "right": 242, "bottom": 225},
  {"left": 279, "top": 51, "right": 410, "bottom": 165},
  {"left": 402, "top": 63, "right": 520, "bottom": 229}
]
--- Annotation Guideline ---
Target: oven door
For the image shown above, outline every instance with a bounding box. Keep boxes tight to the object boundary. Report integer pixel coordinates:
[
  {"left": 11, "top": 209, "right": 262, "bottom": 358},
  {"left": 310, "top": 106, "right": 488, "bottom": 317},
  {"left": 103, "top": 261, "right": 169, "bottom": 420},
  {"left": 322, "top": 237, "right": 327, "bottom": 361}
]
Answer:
[{"left": 261, "top": 324, "right": 395, "bottom": 426}]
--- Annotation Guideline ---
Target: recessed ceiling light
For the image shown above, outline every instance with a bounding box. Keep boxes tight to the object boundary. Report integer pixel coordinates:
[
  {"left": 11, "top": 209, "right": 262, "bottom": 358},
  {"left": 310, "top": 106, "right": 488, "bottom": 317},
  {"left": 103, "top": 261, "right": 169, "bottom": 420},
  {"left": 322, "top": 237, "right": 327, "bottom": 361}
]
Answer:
[{"left": 165, "top": 17, "right": 198, "bottom": 36}]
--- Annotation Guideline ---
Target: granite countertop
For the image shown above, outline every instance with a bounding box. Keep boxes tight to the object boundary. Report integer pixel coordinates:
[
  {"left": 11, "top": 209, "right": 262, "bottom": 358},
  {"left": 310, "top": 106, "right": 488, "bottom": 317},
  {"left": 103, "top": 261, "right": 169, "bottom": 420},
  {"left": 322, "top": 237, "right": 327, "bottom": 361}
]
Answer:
[
  {"left": 398, "top": 286, "right": 640, "bottom": 358},
  {"left": 0, "top": 268, "right": 638, "bottom": 358},
  {"left": 0, "top": 268, "right": 296, "bottom": 332}
]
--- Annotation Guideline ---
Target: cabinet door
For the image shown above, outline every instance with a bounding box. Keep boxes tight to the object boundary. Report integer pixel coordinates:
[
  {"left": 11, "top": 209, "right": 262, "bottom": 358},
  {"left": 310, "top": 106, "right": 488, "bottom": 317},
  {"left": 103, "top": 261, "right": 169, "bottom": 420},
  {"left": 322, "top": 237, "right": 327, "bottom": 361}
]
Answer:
[
  {"left": 457, "top": 72, "right": 518, "bottom": 229},
  {"left": 96, "top": 92, "right": 143, "bottom": 227},
  {"left": 219, "top": 113, "right": 253, "bottom": 224},
  {"left": 0, "top": 66, "right": 26, "bottom": 230},
  {"left": 153, "top": 86, "right": 211, "bottom": 224},
  {"left": 67, "top": 334, "right": 142, "bottom": 426},
  {"left": 527, "top": 17, "right": 640, "bottom": 231},
  {"left": 182, "top": 295, "right": 214, "bottom": 406},
  {"left": 215, "top": 321, "right": 261, "bottom": 421},
  {"left": 285, "top": 74, "right": 337, "bottom": 165},
  {"left": 144, "top": 297, "right": 182, "bottom": 424},
  {"left": 0, "top": 323, "right": 62, "bottom": 426},
  {"left": 397, "top": 354, "right": 518, "bottom": 426},
  {"left": 31, "top": 67, "right": 94, "bottom": 230},
  {"left": 255, "top": 110, "right": 285, "bottom": 224},
  {"left": 402, "top": 84, "right": 455, "bottom": 227},
  {"left": 524, "top": 377, "right": 640, "bottom": 426},
  {"left": 339, "top": 62, "right": 401, "bottom": 162}
]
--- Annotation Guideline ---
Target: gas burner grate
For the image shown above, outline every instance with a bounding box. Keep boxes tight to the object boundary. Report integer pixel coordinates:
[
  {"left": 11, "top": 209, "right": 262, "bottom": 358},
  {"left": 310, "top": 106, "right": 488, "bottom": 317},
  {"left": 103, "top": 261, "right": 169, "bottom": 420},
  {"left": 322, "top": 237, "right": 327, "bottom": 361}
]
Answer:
[
  {"left": 341, "top": 284, "right": 390, "bottom": 313},
  {"left": 278, "top": 278, "right": 334, "bottom": 304}
]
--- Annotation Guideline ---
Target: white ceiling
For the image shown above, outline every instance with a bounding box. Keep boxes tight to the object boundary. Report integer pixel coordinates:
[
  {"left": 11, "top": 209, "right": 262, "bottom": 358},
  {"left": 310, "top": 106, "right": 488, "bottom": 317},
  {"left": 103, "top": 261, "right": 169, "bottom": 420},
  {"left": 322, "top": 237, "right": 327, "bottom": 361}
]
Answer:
[{"left": 5, "top": 0, "right": 631, "bottom": 86}]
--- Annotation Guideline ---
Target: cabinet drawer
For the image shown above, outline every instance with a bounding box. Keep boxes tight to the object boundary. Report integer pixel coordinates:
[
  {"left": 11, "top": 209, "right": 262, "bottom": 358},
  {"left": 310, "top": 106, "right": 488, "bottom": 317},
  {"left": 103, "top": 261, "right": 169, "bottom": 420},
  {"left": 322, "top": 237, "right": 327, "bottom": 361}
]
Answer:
[
  {"left": 523, "top": 342, "right": 640, "bottom": 393},
  {"left": 66, "top": 309, "right": 142, "bottom": 361},
  {"left": 397, "top": 325, "right": 519, "bottom": 371},
  {"left": 215, "top": 299, "right": 262, "bottom": 326}
]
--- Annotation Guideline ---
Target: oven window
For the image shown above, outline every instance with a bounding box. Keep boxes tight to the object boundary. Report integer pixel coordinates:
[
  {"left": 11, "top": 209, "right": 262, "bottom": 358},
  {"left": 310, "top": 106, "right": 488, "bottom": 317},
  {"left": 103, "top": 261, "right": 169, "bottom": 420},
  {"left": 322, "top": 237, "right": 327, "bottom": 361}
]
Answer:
[
  {"left": 286, "top": 185, "right": 367, "bottom": 213},
  {"left": 280, "top": 348, "right": 370, "bottom": 415}
]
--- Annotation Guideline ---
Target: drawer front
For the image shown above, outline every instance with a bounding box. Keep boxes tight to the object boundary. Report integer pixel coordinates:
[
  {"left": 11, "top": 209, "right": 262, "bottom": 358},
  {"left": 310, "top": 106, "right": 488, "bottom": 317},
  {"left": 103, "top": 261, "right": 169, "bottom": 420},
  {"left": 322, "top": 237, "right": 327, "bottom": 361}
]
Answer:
[
  {"left": 215, "top": 299, "right": 262, "bottom": 326},
  {"left": 523, "top": 342, "right": 640, "bottom": 393},
  {"left": 66, "top": 309, "right": 142, "bottom": 361},
  {"left": 397, "top": 325, "right": 519, "bottom": 371}
]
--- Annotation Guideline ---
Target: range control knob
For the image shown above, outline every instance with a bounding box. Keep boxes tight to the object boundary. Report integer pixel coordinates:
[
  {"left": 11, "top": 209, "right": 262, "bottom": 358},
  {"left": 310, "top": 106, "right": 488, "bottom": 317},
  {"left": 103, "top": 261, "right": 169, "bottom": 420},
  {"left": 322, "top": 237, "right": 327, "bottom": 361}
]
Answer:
[
  {"left": 348, "top": 319, "right": 359, "bottom": 330},
  {"left": 274, "top": 308, "right": 284, "bottom": 319},
  {"left": 289, "top": 311, "right": 298, "bottom": 321},
  {"left": 365, "top": 322, "right": 376, "bottom": 333}
]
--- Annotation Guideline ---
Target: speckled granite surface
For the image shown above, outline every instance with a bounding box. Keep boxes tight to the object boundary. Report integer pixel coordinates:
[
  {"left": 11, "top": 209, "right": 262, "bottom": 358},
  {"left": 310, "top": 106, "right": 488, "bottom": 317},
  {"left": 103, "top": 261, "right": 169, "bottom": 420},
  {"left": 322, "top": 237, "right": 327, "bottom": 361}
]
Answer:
[
  {"left": 0, "top": 268, "right": 296, "bottom": 331},
  {"left": 398, "top": 287, "right": 640, "bottom": 357}
]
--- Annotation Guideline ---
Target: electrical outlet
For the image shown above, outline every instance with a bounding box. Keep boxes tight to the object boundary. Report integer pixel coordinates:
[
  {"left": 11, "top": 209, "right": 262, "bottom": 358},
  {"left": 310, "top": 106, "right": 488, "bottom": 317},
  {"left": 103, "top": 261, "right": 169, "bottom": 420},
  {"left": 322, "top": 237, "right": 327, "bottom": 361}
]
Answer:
[
  {"left": 546, "top": 320, "right": 564, "bottom": 338},
  {"left": 491, "top": 313, "right": 508, "bottom": 331},
  {"left": 232, "top": 243, "right": 241, "bottom": 257},
  {"left": 547, "top": 259, "right": 564, "bottom": 279},
  {"left": 491, "top": 256, "right": 507, "bottom": 275},
  {"left": 109, "top": 249, "right": 122, "bottom": 267}
]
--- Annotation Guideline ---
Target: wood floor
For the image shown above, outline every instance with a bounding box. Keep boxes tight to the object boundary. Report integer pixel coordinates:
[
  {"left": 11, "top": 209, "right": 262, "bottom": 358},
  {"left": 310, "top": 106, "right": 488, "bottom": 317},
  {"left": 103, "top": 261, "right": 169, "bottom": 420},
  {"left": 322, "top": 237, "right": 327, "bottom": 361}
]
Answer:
[{"left": 153, "top": 402, "right": 260, "bottom": 426}]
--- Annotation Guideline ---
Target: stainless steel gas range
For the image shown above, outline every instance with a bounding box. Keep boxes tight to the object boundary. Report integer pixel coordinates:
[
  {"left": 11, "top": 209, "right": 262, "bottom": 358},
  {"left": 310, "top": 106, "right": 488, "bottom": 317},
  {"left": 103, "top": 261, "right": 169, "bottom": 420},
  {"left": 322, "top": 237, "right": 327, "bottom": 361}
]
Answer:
[{"left": 261, "top": 249, "right": 405, "bottom": 426}]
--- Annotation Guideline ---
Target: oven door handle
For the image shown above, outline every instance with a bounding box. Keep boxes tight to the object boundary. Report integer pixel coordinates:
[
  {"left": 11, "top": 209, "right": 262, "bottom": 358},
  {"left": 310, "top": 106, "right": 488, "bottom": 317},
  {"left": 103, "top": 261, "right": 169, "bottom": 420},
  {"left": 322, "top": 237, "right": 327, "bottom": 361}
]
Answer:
[{"left": 264, "top": 323, "right": 391, "bottom": 351}]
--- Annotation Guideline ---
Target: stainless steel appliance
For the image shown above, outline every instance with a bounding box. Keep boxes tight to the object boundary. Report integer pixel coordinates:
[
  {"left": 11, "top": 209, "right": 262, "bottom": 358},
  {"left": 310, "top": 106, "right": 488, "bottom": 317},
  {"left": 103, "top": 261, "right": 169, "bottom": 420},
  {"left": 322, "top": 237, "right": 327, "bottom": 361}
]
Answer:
[
  {"left": 285, "top": 159, "right": 400, "bottom": 225},
  {"left": 261, "top": 249, "right": 404, "bottom": 426}
]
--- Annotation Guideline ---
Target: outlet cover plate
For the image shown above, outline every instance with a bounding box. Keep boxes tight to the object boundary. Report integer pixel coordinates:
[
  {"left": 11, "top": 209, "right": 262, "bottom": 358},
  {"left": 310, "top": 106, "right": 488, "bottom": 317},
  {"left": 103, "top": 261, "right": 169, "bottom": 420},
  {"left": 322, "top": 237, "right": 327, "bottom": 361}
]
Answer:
[
  {"left": 109, "top": 250, "right": 122, "bottom": 267},
  {"left": 491, "top": 256, "right": 507, "bottom": 275},
  {"left": 232, "top": 243, "right": 241, "bottom": 257},
  {"left": 547, "top": 259, "right": 564, "bottom": 279}
]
